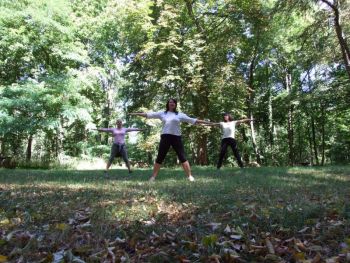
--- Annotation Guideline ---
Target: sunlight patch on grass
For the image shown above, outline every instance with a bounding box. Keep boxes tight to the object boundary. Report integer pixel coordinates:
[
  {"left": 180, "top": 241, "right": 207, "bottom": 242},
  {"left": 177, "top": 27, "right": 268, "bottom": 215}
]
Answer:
[{"left": 286, "top": 167, "right": 350, "bottom": 182}]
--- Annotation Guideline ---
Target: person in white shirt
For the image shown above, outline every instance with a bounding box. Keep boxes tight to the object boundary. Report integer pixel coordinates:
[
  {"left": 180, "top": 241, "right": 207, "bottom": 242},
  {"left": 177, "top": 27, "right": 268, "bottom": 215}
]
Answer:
[
  {"left": 208, "top": 113, "right": 253, "bottom": 170},
  {"left": 129, "top": 98, "right": 212, "bottom": 182},
  {"left": 93, "top": 119, "right": 143, "bottom": 176}
]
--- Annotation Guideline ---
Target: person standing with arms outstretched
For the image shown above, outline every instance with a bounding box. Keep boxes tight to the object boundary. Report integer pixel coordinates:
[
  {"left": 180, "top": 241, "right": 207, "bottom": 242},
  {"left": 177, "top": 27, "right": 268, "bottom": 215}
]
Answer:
[
  {"left": 93, "top": 119, "right": 143, "bottom": 176},
  {"left": 129, "top": 98, "right": 212, "bottom": 182},
  {"left": 208, "top": 113, "right": 253, "bottom": 170}
]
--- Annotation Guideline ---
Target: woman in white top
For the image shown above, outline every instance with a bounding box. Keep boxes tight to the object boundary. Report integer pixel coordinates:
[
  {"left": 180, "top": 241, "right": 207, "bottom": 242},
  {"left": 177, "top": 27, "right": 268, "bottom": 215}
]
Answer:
[
  {"left": 209, "top": 113, "right": 253, "bottom": 169},
  {"left": 129, "top": 98, "right": 212, "bottom": 181}
]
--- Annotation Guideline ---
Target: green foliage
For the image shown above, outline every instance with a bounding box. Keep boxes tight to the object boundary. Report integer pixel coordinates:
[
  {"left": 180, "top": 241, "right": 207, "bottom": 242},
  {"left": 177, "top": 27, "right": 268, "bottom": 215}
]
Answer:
[{"left": 0, "top": 0, "right": 348, "bottom": 166}]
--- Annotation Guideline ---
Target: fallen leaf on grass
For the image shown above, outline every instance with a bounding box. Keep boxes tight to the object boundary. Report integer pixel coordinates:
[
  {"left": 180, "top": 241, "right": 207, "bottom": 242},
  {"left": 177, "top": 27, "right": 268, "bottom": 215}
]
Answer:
[
  {"left": 206, "top": 222, "right": 221, "bottom": 231},
  {"left": 308, "top": 245, "right": 323, "bottom": 252},
  {"left": 0, "top": 255, "right": 8, "bottom": 263},
  {"left": 325, "top": 256, "right": 340, "bottom": 263},
  {"left": 311, "top": 253, "right": 322, "bottom": 263},
  {"left": 264, "top": 254, "right": 282, "bottom": 262},
  {"left": 0, "top": 219, "right": 10, "bottom": 225},
  {"left": 181, "top": 240, "right": 198, "bottom": 251},
  {"left": 230, "top": 235, "right": 242, "bottom": 240},
  {"left": 296, "top": 241, "right": 307, "bottom": 251},
  {"left": 275, "top": 245, "right": 289, "bottom": 256},
  {"left": 55, "top": 223, "right": 69, "bottom": 231},
  {"left": 294, "top": 252, "right": 305, "bottom": 261},
  {"left": 224, "top": 225, "right": 231, "bottom": 233},
  {"left": 209, "top": 254, "right": 221, "bottom": 263},
  {"left": 265, "top": 238, "right": 275, "bottom": 254},
  {"left": 298, "top": 226, "right": 310, "bottom": 233}
]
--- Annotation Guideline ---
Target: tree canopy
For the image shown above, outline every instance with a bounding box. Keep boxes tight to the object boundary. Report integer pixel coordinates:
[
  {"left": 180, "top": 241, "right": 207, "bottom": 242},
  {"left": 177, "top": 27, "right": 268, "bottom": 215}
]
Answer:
[{"left": 0, "top": 0, "right": 349, "bottom": 166}]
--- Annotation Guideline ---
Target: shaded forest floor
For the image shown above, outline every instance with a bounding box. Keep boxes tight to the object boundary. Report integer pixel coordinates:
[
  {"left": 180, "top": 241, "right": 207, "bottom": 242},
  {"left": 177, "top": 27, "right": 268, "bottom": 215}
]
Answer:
[{"left": 0, "top": 165, "right": 349, "bottom": 262}]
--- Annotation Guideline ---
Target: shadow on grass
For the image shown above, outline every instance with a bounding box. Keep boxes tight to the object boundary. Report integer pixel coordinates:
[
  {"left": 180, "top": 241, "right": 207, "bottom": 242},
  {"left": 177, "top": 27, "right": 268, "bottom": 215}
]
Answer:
[
  {"left": 1, "top": 166, "right": 349, "bottom": 217},
  {"left": 1, "top": 166, "right": 349, "bottom": 262}
]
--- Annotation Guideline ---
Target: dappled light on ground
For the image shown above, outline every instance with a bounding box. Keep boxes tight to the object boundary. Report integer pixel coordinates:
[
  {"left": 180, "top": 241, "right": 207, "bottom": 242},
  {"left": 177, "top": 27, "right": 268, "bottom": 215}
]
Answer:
[{"left": 0, "top": 166, "right": 349, "bottom": 262}]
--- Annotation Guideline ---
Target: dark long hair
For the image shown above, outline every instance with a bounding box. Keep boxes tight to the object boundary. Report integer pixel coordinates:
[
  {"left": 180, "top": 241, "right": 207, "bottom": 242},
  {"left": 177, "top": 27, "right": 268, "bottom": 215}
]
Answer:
[
  {"left": 223, "top": 113, "right": 233, "bottom": 122},
  {"left": 165, "top": 98, "right": 178, "bottom": 114}
]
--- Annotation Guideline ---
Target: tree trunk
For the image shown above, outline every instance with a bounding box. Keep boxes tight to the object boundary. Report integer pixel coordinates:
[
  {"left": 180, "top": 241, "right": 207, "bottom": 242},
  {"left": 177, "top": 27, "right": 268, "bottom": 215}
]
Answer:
[
  {"left": 103, "top": 101, "right": 111, "bottom": 145},
  {"left": 249, "top": 111, "right": 261, "bottom": 164},
  {"left": 247, "top": 53, "right": 261, "bottom": 164},
  {"left": 55, "top": 117, "right": 65, "bottom": 159},
  {"left": 321, "top": 103, "right": 326, "bottom": 165},
  {"left": 298, "top": 121, "right": 302, "bottom": 163},
  {"left": 311, "top": 116, "right": 319, "bottom": 165},
  {"left": 148, "top": 152, "right": 153, "bottom": 165},
  {"left": 99, "top": 70, "right": 114, "bottom": 146},
  {"left": 196, "top": 134, "right": 208, "bottom": 165},
  {"left": 264, "top": 62, "right": 275, "bottom": 164},
  {"left": 286, "top": 73, "right": 294, "bottom": 165},
  {"left": 321, "top": 0, "right": 350, "bottom": 80},
  {"left": 308, "top": 123, "right": 314, "bottom": 165},
  {"left": 265, "top": 61, "right": 274, "bottom": 147},
  {"left": 26, "top": 134, "right": 33, "bottom": 162},
  {"left": 241, "top": 126, "right": 250, "bottom": 164},
  {"left": 268, "top": 86, "right": 274, "bottom": 147},
  {"left": 0, "top": 137, "right": 4, "bottom": 156}
]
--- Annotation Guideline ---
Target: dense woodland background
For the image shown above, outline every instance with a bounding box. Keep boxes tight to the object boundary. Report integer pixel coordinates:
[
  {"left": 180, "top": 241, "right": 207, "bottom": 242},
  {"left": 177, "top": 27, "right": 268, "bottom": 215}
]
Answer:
[{"left": 0, "top": 0, "right": 349, "bottom": 168}]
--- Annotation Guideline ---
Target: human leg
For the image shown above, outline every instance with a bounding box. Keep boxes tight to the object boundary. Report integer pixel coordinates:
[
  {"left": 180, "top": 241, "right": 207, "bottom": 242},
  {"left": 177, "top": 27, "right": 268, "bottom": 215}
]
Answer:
[
  {"left": 105, "top": 144, "right": 117, "bottom": 176},
  {"left": 150, "top": 135, "right": 171, "bottom": 180},
  {"left": 171, "top": 136, "right": 194, "bottom": 181},
  {"left": 120, "top": 145, "right": 132, "bottom": 173},
  {"left": 229, "top": 138, "right": 244, "bottom": 168},
  {"left": 181, "top": 161, "right": 195, "bottom": 181},
  {"left": 217, "top": 139, "right": 229, "bottom": 169}
]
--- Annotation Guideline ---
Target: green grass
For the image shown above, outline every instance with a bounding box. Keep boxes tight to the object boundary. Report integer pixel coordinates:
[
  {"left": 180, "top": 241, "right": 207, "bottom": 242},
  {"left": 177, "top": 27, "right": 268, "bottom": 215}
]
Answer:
[{"left": 0, "top": 165, "right": 349, "bottom": 262}]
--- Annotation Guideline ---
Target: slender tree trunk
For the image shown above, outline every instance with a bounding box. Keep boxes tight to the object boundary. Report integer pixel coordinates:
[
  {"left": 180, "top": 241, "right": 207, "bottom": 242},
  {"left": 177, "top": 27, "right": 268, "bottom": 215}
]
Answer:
[
  {"left": 298, "top": 121, "right": 302, "bottom": 163},
  {"left": 0, "top": 137, "right": 4, "bottom": 156},
  {"left": 55, "top": 117, "right": 65, "bottom": 159},
  {"left": 249, "top": 111, "right": 261, "bottom": 163},
  {"left": 268, "top": 86, "right": 274, "bottom": 147},
  {"left": 148, "top": 152, "right": 153, "bottom": 165},
  {"left": 287, "top": 106, "right": 294, "bottom": 165},
  {"left": 241, "top": 126, "right": 250, "bottom": 164},
  {"left": 26, "top": 134, "right": 33, "bottom": 162},
  {"left": 311, "top": 116, "right": 319, "bottom": 165},
  {"left": 247, "top": 54, "right": 261, "bottom": 164},
  {"left": 265, "top": 62, "right": 274, "bottom": 164},
  {"left": 308, "top": 123, "right": 314, "bottom": 165},
  {"left": 103, "top": 101, "right": 110, "bottom": 145},
  {"left": 286, "top": 73, "right": 294, "bottom": 165},
  {"left": 321, "top": 0, "right": 350, "bottom": 80},
  {"left": 321, "top": 103, "right": 326, "bottom": 165},
  {"left": 99, "top": 71, "right": 114, "bottom": 146},
  {"left": 196, "top": 134, "right": 208, "bottom": 165}
]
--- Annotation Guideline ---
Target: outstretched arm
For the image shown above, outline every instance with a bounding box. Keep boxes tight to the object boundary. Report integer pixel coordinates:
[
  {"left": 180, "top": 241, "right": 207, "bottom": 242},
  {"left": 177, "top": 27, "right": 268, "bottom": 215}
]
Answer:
[
  {"left": 92, "top": 128, "right": 111, "bottom": 132},
  {"left": 195, "top": 120, "right": 220, "bottom": 126},
  {"left": 92, "top": 128, "right": 113, "bottom": 133},
  {"left": 126, "top": 128, "right": 146, "bottom": 132},
  {"left": 128, "top": 112, "right": 147, "bottom": 118},
  {"left": 236, "top": 118, "right": 254, "bottom": 124}
]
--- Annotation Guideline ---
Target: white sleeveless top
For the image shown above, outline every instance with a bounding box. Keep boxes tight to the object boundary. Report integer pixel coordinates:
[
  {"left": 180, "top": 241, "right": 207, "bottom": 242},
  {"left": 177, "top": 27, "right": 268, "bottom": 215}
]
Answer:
[{"left": 220, "top": 121, "right": 237, "bottom": 139}]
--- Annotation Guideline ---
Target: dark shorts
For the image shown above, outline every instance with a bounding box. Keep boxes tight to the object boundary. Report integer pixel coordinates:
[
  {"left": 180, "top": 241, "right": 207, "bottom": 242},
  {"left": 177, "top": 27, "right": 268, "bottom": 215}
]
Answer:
[
  {"left": 109, "top": 143, "right": 129, "bottom": 164},
  {"left": 156, "top": 134, "right": 187, "bottom": 164}
]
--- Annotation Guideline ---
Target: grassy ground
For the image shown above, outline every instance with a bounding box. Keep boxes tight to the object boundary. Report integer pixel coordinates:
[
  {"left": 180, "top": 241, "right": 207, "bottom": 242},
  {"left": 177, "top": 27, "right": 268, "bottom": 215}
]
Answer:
[{"left": 0, "top": 165, "right": 349, "bottom": 262}]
